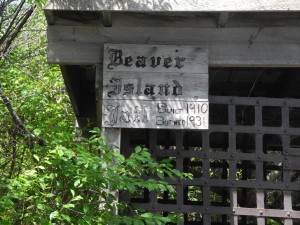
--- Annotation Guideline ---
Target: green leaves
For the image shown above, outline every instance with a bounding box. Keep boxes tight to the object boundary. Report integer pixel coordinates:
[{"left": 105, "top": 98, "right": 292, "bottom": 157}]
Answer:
[
  {"left": 1, "top": 127, "right": 188, "bottom": 224},
  {"left": 49, "top": 210, "right": 59, "bottom": 220},
  {"left": 61, "top": 214, "right": 71, "bottom": 222},
  {"left": 0, "top": 5, "right": 189, "bottom": 222},
  {"left": 33, "top": 128, "right": 42, "bottom": 136},
  {"left": 63, "top": 203, "right": 75, "bottom": 209},
  {"left": 27, "top": 0, "right": 47, "bottom": 8},
  {"left": 72, "top": 195, "right": 83, "bottom": 201},
  {"left": 135, "top": 145, "right": 142, "bottom": 153}
]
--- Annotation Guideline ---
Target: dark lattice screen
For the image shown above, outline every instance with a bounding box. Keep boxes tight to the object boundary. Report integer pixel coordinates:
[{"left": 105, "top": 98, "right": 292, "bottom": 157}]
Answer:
[{"left": 120, "top": 96, "right": 300, "bottom": 225}]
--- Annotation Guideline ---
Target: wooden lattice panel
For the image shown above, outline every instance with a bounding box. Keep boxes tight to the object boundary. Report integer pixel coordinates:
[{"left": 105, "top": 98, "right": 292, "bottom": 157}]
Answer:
[{"left": 120, "top": 96, "right": 300, "bottom": 225}]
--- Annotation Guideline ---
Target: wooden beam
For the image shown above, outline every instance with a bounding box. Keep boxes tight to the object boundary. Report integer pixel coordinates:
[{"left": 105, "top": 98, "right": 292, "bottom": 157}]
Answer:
[
  {"left": 48, "top": 11, "right": 300, "bottom": 28},
  {"left": 96, "top": 63, "right": 103, "bottom": 128},
  {"left": 217, "top": 12, "right": 230, "bottom": 28},
  {"left": 47, "top": 26, "right": 300, "bottom": 67},
  {"left": 44, "top": 10, "right": 55, "bottom": 25},
  {"left": 47, "top": 26, "right": 300, "bottom": 47},
  {"left": 48, "top": 42, "right": 300, "bottom": 67},
  {"left": 44, "top": 0, "right": 300, "bottom": 12},
  {"left": 60, "top": 65, "right": 80, "bottom": 116},
  {"left": 102, "top": 11, "right": 112, "bottom": 27}
]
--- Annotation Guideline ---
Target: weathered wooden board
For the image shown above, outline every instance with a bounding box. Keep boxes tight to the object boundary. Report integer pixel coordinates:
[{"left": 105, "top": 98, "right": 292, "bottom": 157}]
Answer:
[
  {"left": 103, "top": 72, "right": 208, "bottom": 101},
  {"left": 47, "top": 26, "right": 300, "bottom": 67},
  {"left": 45, "top": 11, "right": 300, "bottom": 28},
  {"left": 110, "top": 12, "right": 300, "bottom": 28},
  {"left": 102, "top": 100, "right": 209, "bottom": 129},
  {"left": 45, "top": 0, "right": 300, "bottom": 12},
  {"left": 103, "top": 44, "right": 208, "bottom": 74},
  {"left": 48, "top": 41, "right": 300, "bottom": 67},
  {"left": 48, "top": 26, "right": 300, "bottom": 44},
  {"left": 102, "top": 44, "right": 208, "bottom": 129}
]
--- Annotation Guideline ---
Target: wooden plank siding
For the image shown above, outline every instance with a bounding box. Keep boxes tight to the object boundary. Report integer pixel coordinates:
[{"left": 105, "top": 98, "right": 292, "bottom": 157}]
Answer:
[
  {"left": 45, "top": 0, "right": 300, "bottom": 12},
  {"left": 47, "top": 26, "right": 300, "bottom": 67}
]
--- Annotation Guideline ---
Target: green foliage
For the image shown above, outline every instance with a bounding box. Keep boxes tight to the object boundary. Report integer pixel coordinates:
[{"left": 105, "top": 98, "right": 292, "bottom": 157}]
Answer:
[
  {"left": 266, "top": 218, "right": 282, "bottom": 225},
  {"left": 0, "top": 8, "right": 74, "bottom": 180},
  {"left": 29, "top": 0, "right": 48, "bottom": 8},
  {"left": 0, "top": 4, "right": 190, "bottom": 224},
  {"left": 0, "top": 128, "right": 186, "bottom": 224}
]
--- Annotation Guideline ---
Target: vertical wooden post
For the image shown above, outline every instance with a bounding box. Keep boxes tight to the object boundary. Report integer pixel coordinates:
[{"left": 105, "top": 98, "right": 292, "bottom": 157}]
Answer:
[
  {"left": 96, "top": 63, "right": 103, "bottom": 128},
  {"left": 96, "top": 63, "right": 121, "bottom": 213},
  {"left": 96, "top": 62, "right": 122, "bottom": 147},
  {"left": 96, "top": 62, "right": 121, "bottom": 148}
]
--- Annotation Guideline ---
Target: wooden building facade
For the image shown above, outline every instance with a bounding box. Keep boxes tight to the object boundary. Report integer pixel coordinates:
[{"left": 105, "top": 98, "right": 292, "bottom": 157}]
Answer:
[{"left": 45, "top": 0, "right": 300, "bottom": 224}]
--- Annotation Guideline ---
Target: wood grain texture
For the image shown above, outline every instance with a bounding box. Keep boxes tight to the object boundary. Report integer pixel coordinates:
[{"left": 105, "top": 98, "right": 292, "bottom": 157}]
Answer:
[
  {"left": 103, "top": 44, "right": 208, "bottom": 73},
  {"left": 47, "top": 25, "right": 300, "bottom": 66},
  {"left": 48, "top": 42, "right": 300, "bottom": 67},
  {"left": 102, "top": 100, "right": 209, "bottom": 129},
  {"left": 45, "top": 0, "right": 300, "bottom": 12},
  {"left": 96, "top": 63, "right": 103, "bottom": 128},
  {"left": 101, "top": 127, "right": 120, "bottom": 215},
  {"left": 102, "top": 127, "right": 121, "bottom": 148},
  {"left": 46, "top": 11, "right": 300, "bottom": 28},
  {"left": 102, "top": 44, "right": 209, "bottom": 129},
  {"left": 103, "top": 72, "right": 208, "bottom": 101},
  {"left": 48, "top": 26, "right": 300, "bottom": 44}
]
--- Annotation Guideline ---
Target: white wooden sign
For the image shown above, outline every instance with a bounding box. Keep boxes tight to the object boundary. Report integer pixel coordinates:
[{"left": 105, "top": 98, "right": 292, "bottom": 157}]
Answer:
[{"left": 102, "top": 44, "right": 208, "bottom": 129}]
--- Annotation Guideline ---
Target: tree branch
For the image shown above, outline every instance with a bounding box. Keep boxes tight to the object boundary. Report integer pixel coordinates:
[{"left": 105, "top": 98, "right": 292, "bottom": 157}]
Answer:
[
  {"left": 0, "top": 0, "right": 26, "bottom": 46},
  {"left": 0, "top": 1, "right": 45, "bottom": 145},
  {"left": 0, "top": 3, "right": 36, "bottom": 59},
  {"left": 0, "top": 85, "right": 45, "bottom": 145}
]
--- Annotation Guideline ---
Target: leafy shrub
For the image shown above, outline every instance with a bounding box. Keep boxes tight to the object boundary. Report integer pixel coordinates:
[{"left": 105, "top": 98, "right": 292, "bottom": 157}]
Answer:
[{"left": 0, "top": 128, "right": 190, "bottom": 224}]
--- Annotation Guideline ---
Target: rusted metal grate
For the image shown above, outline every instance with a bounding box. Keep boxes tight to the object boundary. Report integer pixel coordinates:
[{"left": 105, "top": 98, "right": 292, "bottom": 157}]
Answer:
[{"left": 120, "top": 96, "right": 300, "bottom": 225}]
